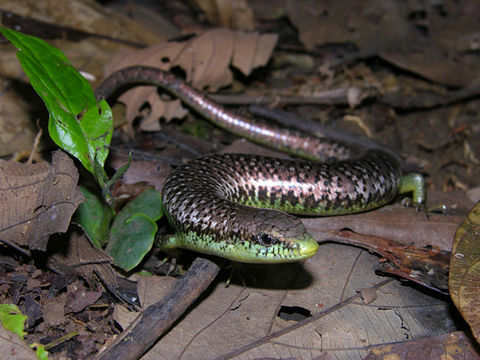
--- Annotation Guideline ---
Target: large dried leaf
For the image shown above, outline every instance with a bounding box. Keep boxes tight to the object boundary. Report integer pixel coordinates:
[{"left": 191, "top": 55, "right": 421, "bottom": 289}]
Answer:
[
  {"left": 41, "top": 295, "right": 67, "bottom": 327},
  {"left": 104, "top": 28, "right": 278, "bottom": 132},
  {"left": 0, "top": 0, "right": 161, "bottom": 54},
  {"left": 449, "top": 201, "right": 480, "bottom": 343},
  {"left": 142, "top": 244, "right": 457, "bottom": 359},
  {"left": 64, "top": 280, "right": 102, "bottom": 314},
  {"left": 0, "top": 150, "right": 83, "bottom": 251},
  {"left": 285, "top": 0, "right": 411, "bottom": 52}
]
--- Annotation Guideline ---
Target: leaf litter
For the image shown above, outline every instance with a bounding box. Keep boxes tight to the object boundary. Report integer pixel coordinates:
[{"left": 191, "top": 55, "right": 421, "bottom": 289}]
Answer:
[{"left": 1, "top": 0, "right": 480, "bottom": 359}]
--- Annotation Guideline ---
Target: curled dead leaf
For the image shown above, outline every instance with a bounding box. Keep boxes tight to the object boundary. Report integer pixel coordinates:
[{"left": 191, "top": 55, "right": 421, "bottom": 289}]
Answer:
[{"left": 103, "top": 28, "right": 277, "bottom": 133}]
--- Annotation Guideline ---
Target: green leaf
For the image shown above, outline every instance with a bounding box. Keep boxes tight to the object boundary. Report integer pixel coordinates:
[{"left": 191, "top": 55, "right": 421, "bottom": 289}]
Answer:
[
  {"left": 0, "top": 27, "right": 112, "bottom": 174},
  {"left": 106, "top": 188, "right": 163, "bottom": 271},
  {"left": 75, "top": 186, "right": 113, "bottom": 248},
  {"left": 0, "top": 305, "right": 50, "bottom": 359},
  {"left": 105, "top": 151, "right": 133, "bottom": 190},
  {"left": 0, "top": 304, "right": 27, "bottom": 339},
  {"left": 33, "top": 344, "right": 50, "bottom": 360},
  {"left": 110, "top": 188, "right": 163, "bottom": 235},
  {"left": 100, "top": 152, "right": 132, "bottom": 207},
  {"left": 106, "top": 213, "right": 158, "bottom": 271}
]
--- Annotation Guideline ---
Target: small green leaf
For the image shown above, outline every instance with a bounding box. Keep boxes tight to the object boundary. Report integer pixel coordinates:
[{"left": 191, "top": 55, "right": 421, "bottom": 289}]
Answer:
[
  {"left": 33, "top": 344, "right": 50, "bottom": 360},
  {"left": 106, "top": 188, "right": 163, "bottom": 271},
  {"left": 0, "top": 304, "right": 27, "bottom": 339},
  {"left": 106, "top": 213, "right": 158, "bottom": 271},
  {"left": 137, "top": 270, "right": 153, "bottom": 276},
  {"left": 105, "top": 151, "right": 133, "bottom": 189},
  {"left": 75, "top": 186, "right": 113, "bottom": 248},
  {"left": 101, "top": 152, "right": 132, "bottom": 207},
  {"left": 110, "top": 188, "right": 163, "bottom": 238},
  {"left": 0, "top": 27, "right": 112, "bottom": 174}
]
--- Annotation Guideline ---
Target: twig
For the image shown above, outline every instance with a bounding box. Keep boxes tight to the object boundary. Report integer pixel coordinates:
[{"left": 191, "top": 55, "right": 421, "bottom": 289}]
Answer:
[
  {"left": 209, "top": 86, "right": 378, "bottom": 106},
  {"left": 0, "top": 238, "right": 31, "bottom": 257},
  {"left": 27, "top": 119, "right": 42, "bottom": 164},
  {"left": 96, "top": 258, "right": 220, "bottom": 360},
  {"left": 381, "top": 85, "right": 480, "bottom": 110}
]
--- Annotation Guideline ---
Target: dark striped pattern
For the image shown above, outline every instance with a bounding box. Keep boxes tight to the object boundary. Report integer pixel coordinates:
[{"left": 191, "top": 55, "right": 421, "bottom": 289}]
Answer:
[{"left": 96, "top": 66, "right": 422, "bottom": 263}]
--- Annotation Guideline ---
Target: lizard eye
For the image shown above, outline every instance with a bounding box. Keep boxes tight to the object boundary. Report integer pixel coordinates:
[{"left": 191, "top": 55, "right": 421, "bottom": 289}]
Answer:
[{"left": 256, "top": 233, "right": 277, "bottom": 246}]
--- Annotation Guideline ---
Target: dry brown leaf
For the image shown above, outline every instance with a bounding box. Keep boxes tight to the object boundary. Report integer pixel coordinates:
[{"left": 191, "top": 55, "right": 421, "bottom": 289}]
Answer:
[
  {"left": 285, "top": 0, "right": 416, "bottom": 54},
  {"left": 449, "top": 201, "right": 480, "bottom": 343},
  {"left": 0, "top": 151, "right": 82, "bottom": 251},
  {"left": 0, "top": 323, "right": 37, "bottom": 360},
  {"left": 232, "top": 31, "right": 277, "bottom": 75},
  {"left": 136, "top": 98, "right": 188, "bottom": 132},
  {"left": 64, "top": 281, "right": 102, "bottom": 314},
  {"left": 103, "top": 28, "right": 278, "bottom": 133},
  {"left": 136, "top": 275, "right": 178, "bottom": 308},
  {"left": 379, "top": 2, "right": 480, "bottom": 87},
  {"left": 459, "top": 262, "right": 480, "bottom": 341},
  {"left": 42, "top": 294, "right": 67, "bottom": 327}
]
